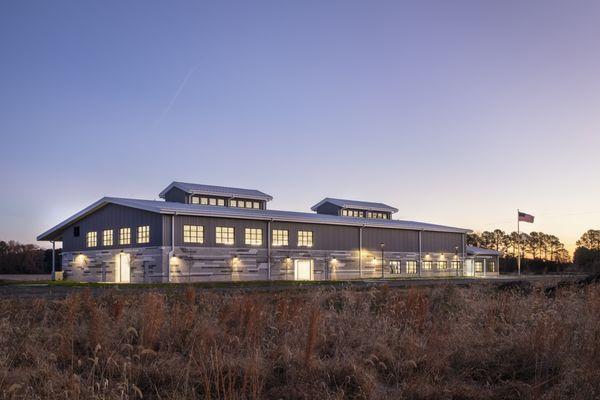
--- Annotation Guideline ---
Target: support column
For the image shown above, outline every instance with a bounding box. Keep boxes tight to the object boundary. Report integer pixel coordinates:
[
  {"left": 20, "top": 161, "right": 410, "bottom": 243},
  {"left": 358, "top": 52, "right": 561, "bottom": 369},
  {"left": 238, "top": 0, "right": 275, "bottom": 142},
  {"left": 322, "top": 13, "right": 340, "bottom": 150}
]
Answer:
[
  {"left": 358, "top": 226, "right": 364, "bottom": 279},
  {"left": 51, "top": 241, "right": 56, "bottom": 281},
  {"left": 497, "top": 255, "right": 500, "bottom": 276}
]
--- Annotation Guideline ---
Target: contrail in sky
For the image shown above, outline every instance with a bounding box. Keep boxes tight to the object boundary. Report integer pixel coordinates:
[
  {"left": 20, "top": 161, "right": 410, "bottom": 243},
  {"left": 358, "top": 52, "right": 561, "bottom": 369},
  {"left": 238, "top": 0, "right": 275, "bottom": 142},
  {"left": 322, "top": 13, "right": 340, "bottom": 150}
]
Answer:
[{"left": 155, "top": 63, "right": 201, "bottom": 126}]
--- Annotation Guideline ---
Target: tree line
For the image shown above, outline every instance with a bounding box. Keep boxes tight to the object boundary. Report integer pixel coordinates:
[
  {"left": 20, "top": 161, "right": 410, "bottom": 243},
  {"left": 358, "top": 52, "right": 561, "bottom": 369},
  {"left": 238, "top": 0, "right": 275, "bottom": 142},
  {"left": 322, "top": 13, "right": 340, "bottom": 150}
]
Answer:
[
  {"left": 0, "top": 241, "right": 59, "bottom": 274},
  {"left": 573, "top": 229, "right": 600, "bottom": 272},
  {"left": 467, "top": 229, "right": 570, "bottom": 263}
]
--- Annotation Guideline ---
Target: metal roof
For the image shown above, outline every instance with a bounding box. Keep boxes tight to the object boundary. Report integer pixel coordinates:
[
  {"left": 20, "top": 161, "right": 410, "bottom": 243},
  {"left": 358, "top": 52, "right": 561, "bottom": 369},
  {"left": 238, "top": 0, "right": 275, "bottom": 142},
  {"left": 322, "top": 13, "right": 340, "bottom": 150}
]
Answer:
[
  {"left": 466, "top": 246, "right": 502, "bottom": 256},
  {"left": 37, "top": 197, "right": 471, "bottom": 241},
  {"left": 158, "top": 181, "right": 273, "bottom": 201},
  {"left": 311, "top": 197, "right": 398, "bottom": 213}
]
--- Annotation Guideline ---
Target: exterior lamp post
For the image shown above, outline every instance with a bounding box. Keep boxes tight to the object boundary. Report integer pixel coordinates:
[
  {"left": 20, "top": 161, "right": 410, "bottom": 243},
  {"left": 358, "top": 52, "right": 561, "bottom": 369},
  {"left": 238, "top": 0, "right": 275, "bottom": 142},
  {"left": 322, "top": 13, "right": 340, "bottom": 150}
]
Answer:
[{"left": 380, "top": 243, "right": 385, "bottom": 279}]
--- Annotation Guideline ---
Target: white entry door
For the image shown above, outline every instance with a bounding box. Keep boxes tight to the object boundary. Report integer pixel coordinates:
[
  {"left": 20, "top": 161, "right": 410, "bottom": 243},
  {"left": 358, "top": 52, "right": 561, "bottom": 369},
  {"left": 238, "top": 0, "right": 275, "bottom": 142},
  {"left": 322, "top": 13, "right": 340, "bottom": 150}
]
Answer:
[
  {"left": 117, "top": 253, "right": 131, "bottom": 283},
  {"left": 294, "top": 259, "right": 313, "bottom": 281}
]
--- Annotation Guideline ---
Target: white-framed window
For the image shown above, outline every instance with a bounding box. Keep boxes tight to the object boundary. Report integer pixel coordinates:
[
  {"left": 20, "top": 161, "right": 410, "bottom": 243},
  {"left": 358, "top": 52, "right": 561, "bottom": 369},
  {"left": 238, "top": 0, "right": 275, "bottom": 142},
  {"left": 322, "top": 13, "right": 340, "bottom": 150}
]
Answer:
[
  {"left": 298, "top": 231, "right": 313, "bottom": 247},
  {"left": 137, "top": 226, "right": 150, "bottom": 244},
  {"left": 451, "top": 261, "right": 461, "bottom": 269},
  {"left": 488, "top": 261, "right": 495, "bottom": 272},
  {"left": 216, "top": 227, "right": 235, "bottom": 245},
  {"left": 436, "top": 261, "right": 447, "bottom": 270},
  {"left": 183, "top": 225, "right": 204, "bottom": 243},
  {"left": 191, "top": 196, "right": 200, "bottom": 204},
  {"left": 422, "top": 261, "right": 432, "bottom": 270},
  {"left": 366, "top": 211, "right": 388, "bottom": 219},
  {"left": 119, "top": 228, "right": 131, "bottom": 245},
  {"left": 102, "top": 229, "right": 113, "bottom": 246},
  {"left": 245, "top": 228, "right": 263, "bottom": 246},
  {"left": 475, "top": 261, "right": 484, "bottom": 272},
  {"left": 245, "top": 201, "right": 252, "bottom": 208},
  {"left": 253, "top": 202, "right": 260, "bottom": 209},
  {"left": 342, "top": 209, "right": 364, "bottom": 218},
  {"left": 86, "top": 231, "right": 97, "bottom": 247},
  {"left": 272, "top": 229, "right": 289, "bottom": 246},
  {"left": 200, "top": 197, "right": 208, "bottom": 205},
  {"left": 209, "top": 198, "right": 217, "bottom": 206},
  {"left": 217, "top": 198, "right": 225, "bottom": 206},
  {"left": 229, "top": 199, "right": 237, "bottom": 207},
  {"left": 390, "top": 260, "right": 401, "bottom": 274},
  {"left": 407, "top": 260, "right": 417, "bottom": 274}
]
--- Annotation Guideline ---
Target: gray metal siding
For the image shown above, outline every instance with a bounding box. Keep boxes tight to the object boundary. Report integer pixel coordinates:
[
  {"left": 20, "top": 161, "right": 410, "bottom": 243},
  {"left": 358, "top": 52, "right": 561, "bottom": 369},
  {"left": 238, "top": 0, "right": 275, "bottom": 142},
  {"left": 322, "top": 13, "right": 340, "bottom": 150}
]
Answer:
[
  {"left": 170, "top": 215, "right": 464, "bottom": 253},
  {"left": 62, "top": 204, "right": 163, "bottom": 252},
  {"left": 271, "top": 221, "right": 358, "bottom": 250},
  {"left": 163, "top": 187, "right": 188, "bottom": 203},
  {"left": 362, "top": 227, "right": 420, "bottom": 252},
  {"left": 421, "top": 231, "right": 463, "bottom": 253},
  {"left": 314, "top": 202, "right": 341, "bottom": 216}
]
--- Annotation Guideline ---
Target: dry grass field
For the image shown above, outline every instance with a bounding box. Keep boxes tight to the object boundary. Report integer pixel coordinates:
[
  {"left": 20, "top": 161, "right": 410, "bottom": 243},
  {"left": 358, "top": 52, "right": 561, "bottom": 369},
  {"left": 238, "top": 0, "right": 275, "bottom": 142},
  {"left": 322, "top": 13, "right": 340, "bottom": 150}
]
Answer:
[{"left": 1, "top": 281, "right": 599, "bottom": 399}]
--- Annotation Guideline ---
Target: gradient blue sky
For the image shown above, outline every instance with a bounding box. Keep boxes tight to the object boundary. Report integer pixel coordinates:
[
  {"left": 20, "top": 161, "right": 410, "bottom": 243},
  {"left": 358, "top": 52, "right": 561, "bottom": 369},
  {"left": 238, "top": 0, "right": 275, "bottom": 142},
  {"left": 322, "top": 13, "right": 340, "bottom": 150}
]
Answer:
[{"left": 1, "top": 0, "right": 599, "bottom": 252}]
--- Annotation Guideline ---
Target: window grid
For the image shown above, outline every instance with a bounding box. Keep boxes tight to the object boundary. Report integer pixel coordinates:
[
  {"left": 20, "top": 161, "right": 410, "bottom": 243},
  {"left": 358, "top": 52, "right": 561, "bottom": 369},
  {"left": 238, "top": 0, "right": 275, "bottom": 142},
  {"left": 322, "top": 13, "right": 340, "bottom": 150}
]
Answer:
[
  {"left": 436, "top": 261, "right": 447, "bottom": 270},
  {"left": 390, "top": 260, "right": 401, "bottom": 274},
  {"left": 137, "top": 226, "right": 150, "bottom": 244},
  {"left": 103, "top": 230, "right": 113, "bottom": 246},
  {"left": 341, "top": 209, "right": 364, "bottom": 218},
  {"left": 86, "top": 231, "right": 97, "bottom": 248},
  {"left": 451, "top": 261, "right": 462, "bottom": 269},
  {"left": 422, "top": 261, "right": 433, "bottom": 270},
  {"left": 298, "top": 231, "right": 313, "bottom": 247},
  {"left": 488, "top": 261, "right": 495, "bottom": 272},
  {"left": 216, "top": 227, "right": 235, "bottom": 245},
  {"left": 183, "top": 225, "right": 204, "bottom": 243},
  {"left": 272, "top": 229, "right": 289, "bottom": 246},
  {"left": 245, "top": 228, "right": 263, "bottom": 246},
  {"left": 119, "top": 228, "right": 131, "bottom": 245},
  {"left": 475, "top": 261, "right": 484, "bottom": 272},
  {"left": 407, "top": 260, "right": 417, "bottom": 274}
]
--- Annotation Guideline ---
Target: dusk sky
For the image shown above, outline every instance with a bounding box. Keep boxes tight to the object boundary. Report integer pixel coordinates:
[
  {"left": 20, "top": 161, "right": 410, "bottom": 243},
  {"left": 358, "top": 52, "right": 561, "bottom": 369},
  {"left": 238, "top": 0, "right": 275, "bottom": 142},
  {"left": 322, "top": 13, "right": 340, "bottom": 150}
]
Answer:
[{"left": 1, "top": 0, "right": 599, "bottom": 252}]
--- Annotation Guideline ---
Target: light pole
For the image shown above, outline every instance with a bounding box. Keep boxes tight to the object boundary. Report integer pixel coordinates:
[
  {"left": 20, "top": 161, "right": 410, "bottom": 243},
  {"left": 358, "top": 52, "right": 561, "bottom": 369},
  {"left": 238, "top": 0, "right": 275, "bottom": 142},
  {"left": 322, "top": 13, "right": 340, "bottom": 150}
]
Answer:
[{"left": 380, "top": 243, "right": 385, "bottom": 279}]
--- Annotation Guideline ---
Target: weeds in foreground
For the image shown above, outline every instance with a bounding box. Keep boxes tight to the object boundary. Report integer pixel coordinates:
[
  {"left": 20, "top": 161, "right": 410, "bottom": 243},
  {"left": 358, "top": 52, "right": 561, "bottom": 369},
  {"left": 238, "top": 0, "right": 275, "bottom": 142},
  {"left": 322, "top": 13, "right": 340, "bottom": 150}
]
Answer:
[{"left": 1, "top": 283, "right": 600, "bottom": 399}]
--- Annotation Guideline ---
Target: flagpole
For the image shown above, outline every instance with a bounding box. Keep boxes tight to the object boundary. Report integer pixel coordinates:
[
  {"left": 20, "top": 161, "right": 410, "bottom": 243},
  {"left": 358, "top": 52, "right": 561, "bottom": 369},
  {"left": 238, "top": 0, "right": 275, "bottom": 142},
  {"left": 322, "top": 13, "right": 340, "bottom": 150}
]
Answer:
[{"left": 517, "top": 209, "right": 521, "bottom": 276}]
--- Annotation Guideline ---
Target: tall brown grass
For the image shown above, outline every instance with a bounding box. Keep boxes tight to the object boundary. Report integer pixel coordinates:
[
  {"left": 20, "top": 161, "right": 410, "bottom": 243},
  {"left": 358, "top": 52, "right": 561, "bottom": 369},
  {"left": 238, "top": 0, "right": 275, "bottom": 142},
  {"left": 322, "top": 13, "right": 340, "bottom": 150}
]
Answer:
[{"left": 1, "top": 282, "right": 600, "bottom": 399}]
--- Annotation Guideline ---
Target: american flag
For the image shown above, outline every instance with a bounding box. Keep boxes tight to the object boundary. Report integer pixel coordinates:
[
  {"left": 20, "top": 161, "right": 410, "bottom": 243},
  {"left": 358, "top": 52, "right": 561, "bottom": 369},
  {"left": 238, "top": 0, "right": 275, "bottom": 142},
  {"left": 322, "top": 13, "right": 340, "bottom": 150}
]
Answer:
[{"left": 518, "top": 211, "right": 534, "bottom": 223}]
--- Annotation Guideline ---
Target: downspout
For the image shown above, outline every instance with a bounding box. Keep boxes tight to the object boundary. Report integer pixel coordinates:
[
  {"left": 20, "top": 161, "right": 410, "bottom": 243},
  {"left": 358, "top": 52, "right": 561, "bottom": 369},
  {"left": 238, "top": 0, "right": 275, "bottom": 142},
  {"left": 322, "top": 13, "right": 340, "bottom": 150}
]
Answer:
[
  {"left": 167, "top": 212, "right": 177, "bottom": 282},
  {"left": 462, "top": 233, "right": 466, "bottom": 277},
  {"left": 267, "top": 219, "right": 273, "bottom": 281},
  {"left": 359, "top": 225, "right": 365, "bottom": 279},
  {"left": 418, "top": 230, "right": 423, "bottom": 277}
]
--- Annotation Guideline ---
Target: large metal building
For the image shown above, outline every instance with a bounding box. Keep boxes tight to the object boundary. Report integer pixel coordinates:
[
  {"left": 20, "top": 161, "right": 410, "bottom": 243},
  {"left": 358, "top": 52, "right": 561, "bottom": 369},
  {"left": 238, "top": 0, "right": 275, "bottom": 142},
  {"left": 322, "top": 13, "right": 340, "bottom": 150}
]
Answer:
[{"left": 37, "top": 182, "right": 500, "bottom": 283}]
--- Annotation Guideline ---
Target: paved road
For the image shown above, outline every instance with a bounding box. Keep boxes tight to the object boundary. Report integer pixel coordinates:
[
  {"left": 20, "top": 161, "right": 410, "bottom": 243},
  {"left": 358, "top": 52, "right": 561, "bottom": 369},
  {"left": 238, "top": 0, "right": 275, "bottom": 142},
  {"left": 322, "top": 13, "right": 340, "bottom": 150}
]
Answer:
[{"left": 0, "top": 275, "right": 581, "bottom": 299}]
